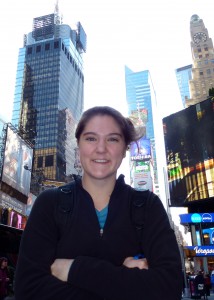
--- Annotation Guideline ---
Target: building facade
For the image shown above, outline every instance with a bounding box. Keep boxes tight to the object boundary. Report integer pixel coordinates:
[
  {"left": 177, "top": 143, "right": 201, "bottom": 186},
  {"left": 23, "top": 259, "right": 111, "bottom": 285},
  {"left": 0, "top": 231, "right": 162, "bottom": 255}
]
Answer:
[
  {"left": 186, "top": 14, "right": 214, "bottom": 107},
  {"left": 11, "top": 9, "right": 86, "bottom": 185},
  {"left": 125, "top": 66, "right": 161, "bottom": 197},
  {"left": 175, "top": 64, "right": 192, "bottom": 108}
]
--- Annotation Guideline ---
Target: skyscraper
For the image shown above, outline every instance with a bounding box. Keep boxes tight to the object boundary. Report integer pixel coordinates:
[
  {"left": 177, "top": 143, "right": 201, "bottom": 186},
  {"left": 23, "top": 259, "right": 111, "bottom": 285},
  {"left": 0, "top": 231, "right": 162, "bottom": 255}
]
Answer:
[
  {"left": 186, "top": 14, "right": 214, "bottom": 107},
  {"left": 125, "top": 66, "right": 160, "bottom": 196},
  {"left": 11, "top": 6, "right": 86, "bottom": 186},
  {"left": 175, "top": 64, "right": 192, "bottom": 108}
]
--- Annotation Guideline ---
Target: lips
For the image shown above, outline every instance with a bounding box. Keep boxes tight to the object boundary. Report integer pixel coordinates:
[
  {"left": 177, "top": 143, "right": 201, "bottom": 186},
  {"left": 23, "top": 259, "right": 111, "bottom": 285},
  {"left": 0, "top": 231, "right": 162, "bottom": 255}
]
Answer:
[{"left": 93, "top": 159, "right": 109, "bottom": 163}]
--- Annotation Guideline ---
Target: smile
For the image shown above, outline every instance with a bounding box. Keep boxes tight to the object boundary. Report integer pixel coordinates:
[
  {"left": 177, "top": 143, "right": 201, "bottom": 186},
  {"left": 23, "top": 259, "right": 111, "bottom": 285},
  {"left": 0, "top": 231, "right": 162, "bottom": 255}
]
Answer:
[{"left": 93, "top": 159, "right": 109, "bottom": 163}]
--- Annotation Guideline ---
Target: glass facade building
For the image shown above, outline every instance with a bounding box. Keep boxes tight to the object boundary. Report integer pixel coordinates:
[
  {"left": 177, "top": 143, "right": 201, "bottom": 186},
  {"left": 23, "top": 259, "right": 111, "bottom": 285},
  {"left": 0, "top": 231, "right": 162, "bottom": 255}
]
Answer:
[
  {"left": 11, "top": 13, "right": 86, "bottom": 184},
  {"left": 175, "top": 64, "right": 192, "bottom": 108},
  {"left": 125, "top": 66, "right": 160, "bottom": 195}
]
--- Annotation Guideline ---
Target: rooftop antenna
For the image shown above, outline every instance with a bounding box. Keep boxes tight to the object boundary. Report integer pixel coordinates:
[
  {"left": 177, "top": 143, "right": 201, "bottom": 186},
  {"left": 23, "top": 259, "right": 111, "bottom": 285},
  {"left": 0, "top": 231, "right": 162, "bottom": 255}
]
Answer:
[{"left": 54, "top": 0, "right": 63, "bottom": 24}]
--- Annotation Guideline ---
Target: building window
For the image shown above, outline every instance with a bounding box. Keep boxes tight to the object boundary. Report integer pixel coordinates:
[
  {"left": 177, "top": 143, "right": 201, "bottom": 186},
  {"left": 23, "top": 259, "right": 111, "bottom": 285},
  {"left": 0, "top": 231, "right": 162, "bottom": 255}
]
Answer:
[
  {"left": 45, "top": 155, "right": 54, "bottom": 167},
  {"left": 27, "top": 47, "right": 32, "bottom": 55},
  {"left": 207, "top": 69, "right": 211, "bottom": 75},
  {"left": 199, "top": 55, "right": 202, "bottom": 59},
  {"left": 37, "top": 156, "right": 43, "bottom": 168},
  {"left": 45, "top": 43, "right": 50, "bottom": 51},
  {"left": 206, "top": 54, "right": 209, "bottom": 58},
  {"left": 204, "top": 47, "right": 208, "bottom": 51},
  {"left": 54, "top": 41, "right": 59, "bottom": 49},
  {"left": 36, "top": 45, "right": 41, "bottom": 53},
  {"left": 197, "top": 48, "right": 201, "bottom": 52},
  {"left": 199, "top": 71, "right": 203, "bottom": 75}
]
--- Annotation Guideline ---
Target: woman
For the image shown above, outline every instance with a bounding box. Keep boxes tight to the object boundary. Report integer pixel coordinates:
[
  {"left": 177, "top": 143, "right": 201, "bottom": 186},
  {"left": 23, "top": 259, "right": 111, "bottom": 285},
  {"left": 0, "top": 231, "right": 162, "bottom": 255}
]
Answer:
[
  {"left": 15, "top": 106, "right": 182, "bottom": 299},
  {"left": 0, "top": 257, "right": 10, "bottom": 300}
]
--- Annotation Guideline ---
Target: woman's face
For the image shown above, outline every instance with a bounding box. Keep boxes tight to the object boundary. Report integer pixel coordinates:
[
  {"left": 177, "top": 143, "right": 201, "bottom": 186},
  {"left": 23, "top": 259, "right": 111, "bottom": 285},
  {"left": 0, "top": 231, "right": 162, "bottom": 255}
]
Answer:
[
  {"left": 1, "top": 260, "right": 7, "bottom": 268},
  {"left": 78, "top": 115, "right": 126, "bottom": 181}
]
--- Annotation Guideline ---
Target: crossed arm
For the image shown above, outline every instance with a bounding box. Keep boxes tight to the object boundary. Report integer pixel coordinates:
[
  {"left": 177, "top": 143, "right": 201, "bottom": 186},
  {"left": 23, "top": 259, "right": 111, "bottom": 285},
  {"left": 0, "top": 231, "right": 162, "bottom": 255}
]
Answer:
[{"left": 51, "top": 257, "right": 149, "bottom": 282}]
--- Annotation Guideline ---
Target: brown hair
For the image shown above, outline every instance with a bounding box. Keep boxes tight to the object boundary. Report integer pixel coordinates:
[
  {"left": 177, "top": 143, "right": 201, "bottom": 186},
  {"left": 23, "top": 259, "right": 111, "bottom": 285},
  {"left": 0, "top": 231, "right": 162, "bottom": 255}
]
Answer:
[{"left": 75, "top": 106, "right": 144, "bottom": 147}]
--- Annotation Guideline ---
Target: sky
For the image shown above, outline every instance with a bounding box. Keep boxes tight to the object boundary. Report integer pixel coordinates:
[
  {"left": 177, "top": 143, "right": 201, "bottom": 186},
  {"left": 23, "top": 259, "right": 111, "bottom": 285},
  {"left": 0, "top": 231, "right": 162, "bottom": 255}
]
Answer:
[
  {"left": 0, "top": 0, "right": 213, "bottom": 242},
  {"left": 0, "top": 0, "right": 213, "bottom": 122}
]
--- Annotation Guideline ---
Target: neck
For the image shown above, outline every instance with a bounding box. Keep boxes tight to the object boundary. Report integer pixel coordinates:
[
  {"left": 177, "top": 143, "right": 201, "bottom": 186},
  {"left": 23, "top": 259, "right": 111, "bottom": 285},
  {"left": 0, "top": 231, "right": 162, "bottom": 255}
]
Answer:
[{"left": 82, "top": 175, "right": 116, "bottom": 210}]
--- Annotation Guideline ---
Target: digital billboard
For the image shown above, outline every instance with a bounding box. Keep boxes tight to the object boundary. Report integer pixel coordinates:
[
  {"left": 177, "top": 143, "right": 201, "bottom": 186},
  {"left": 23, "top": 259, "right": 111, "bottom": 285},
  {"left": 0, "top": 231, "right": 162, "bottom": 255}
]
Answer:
[
  {"left": 2, "top": 126, "right": 33, "bottom": 196},
  {"left": 130, "top": 138, "right": 151, "bottom": 161},
  {"left": 130, "top": 161, "right": 153, "bottom": 191},
  {"left": 129, "top": 109, "right": 148, "bottom": 127},
  {"left": 163, "top": 98, "right": 214, "bottom": 206},
  {"left": 77, "top": 22, "right": 87, "bottom": 53}
]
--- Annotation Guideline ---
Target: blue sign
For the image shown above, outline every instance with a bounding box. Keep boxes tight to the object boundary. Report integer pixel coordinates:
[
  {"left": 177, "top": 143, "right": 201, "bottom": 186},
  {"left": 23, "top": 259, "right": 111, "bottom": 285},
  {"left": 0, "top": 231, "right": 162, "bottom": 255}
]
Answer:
[
  {"left": 191, "top": 213, "right": 202, "bottom": 223},
  {"left": 180, "top": 213, "right": 214, "bottom": 224},
  {"left": 184, "top": 246, "right": 214, "bottom": 256},
  {"left": 212, "top": 231, "right": 214, "bottom": 244}
]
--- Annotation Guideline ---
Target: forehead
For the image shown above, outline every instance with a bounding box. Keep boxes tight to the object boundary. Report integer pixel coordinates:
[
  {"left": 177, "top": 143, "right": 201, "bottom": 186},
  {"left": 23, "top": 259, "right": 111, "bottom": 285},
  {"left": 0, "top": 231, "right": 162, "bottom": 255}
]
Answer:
[{"left": 83, "top": 115, "right": 122, "bottom": 134}]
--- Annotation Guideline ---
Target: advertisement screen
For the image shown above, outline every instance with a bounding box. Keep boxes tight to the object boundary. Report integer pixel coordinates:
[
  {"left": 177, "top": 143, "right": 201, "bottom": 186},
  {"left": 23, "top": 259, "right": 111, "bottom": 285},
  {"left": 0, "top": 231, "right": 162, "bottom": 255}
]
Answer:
[
  {"left": 129, "top": 109, "right": 148, "bottom": 127},
  {"left": 130, "top": 161, "right": 153, "bottom": 191},
  {"left": 130, "top": 138, "right": 151, "bottom": 161},
  {"left": 163, "top": 98, "right": 214, "bottom": 206},
  {"left": 2, "top": 126, "right": 33, "bottom": 196}
]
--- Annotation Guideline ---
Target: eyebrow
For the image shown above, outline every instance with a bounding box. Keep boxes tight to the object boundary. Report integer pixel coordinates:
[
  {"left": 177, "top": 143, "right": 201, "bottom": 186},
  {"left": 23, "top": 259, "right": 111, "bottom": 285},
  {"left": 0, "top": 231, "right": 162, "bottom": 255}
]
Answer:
[{"left": 82, "top": 132, "right": 123, "bottom": 137}]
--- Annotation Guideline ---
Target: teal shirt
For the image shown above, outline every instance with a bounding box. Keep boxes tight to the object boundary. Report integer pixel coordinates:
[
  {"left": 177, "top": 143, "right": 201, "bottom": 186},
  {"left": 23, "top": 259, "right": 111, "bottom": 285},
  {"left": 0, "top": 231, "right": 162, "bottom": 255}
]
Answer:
[{"left": 95, "top": 205, "right": 108, "bottom": 229}]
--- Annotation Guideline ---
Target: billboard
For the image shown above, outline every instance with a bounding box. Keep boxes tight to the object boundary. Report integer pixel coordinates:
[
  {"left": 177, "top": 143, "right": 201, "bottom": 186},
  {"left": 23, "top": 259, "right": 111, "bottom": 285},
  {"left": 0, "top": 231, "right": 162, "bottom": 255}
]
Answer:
[
  {"left": 0, "top": 191, "right": 26, "bottom": 215},
  {"left": 129, "top": 109, "right": 148, "bottom": 127},
  {"left": 163, "top": 98, "right": 214, "bottom": 206},
  {"left": 130, "top": 161, "right": 153, "bottom": 191},
  {"left": 130, "top": 138, "right": 151, "bottom": 161},
  {"left": 2, "top": 126, "right": 33, "bottom": 196},
  {"left": 180, "top": 213, "right": 214, "bottom": 224},
  {"left": 77, "top": 22, "right": 87, "bottom": 53}
]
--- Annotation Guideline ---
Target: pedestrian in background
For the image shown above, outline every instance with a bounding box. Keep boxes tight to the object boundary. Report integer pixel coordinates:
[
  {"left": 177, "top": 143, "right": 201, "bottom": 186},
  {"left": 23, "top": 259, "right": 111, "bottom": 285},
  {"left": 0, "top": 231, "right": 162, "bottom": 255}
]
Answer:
[
  {"left": 0, "top": 257, "right": 10, "bottom": 300},
  {"left": 204, "top": 273, "right": 211, "bottom": 299},
  {"left": 15, "top": 106, "right": 183, "bottom": 300}
]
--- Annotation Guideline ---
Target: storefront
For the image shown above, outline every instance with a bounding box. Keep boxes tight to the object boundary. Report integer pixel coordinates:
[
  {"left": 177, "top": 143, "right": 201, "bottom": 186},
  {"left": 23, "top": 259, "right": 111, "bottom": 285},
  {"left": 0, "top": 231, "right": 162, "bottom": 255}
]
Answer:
[{"left": 180, "top": 213, "right": 214, "bottom": 273}]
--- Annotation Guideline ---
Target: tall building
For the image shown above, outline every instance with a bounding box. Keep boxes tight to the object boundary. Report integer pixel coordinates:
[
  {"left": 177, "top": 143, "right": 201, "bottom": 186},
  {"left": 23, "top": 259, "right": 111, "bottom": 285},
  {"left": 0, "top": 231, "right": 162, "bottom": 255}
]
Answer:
[
  {"left": 11, "top": 6, "right": 86, "bottom": 185},
  {"left": 125, "top": 66, "right": 161, "bottom": 197},
  {"left": 0, "top": 117, "right": 6, "bottom": 175},
  {"left": 186, "top": 14, "right": 214, "bottom": 107},
  {"left": 175, "top": 64, "right": 192, "bottom": 108}
]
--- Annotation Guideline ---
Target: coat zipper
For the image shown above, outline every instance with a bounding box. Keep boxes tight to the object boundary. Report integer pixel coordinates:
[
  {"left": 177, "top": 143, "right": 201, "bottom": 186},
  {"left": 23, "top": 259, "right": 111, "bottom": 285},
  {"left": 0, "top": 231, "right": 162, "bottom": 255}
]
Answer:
[{"left": 100, "top": 228, "right": 104, "bottom": 237}]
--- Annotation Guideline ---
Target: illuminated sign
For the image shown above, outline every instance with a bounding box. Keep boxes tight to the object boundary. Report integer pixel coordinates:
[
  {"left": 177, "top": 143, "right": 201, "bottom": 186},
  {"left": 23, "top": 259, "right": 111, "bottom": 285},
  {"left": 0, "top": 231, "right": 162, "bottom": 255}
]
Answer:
[
  {"left": 184, "top": 246, "right": 214, "bottom": 256},
  {"left": 2, "top": 126, "right": 33, "bottom": 196},
  {"left": 163, "top": 98, "right": 214, "bottom": 206},
  {"left": 180, "top": 213, "right": 214, "bottom": 224},
  {"left": 130, "top": 138, "right": 151, "bottom": 161}
]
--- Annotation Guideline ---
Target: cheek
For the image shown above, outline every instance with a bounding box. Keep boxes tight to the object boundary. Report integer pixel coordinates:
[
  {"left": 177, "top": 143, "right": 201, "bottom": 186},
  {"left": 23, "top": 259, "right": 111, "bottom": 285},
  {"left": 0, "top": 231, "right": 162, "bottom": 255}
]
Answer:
[
  {"left": 78, "top": 145, "right": 91, "bottom": 160},
  {"left": 113, "top": 147, "right": 126, "bottom": 160}
]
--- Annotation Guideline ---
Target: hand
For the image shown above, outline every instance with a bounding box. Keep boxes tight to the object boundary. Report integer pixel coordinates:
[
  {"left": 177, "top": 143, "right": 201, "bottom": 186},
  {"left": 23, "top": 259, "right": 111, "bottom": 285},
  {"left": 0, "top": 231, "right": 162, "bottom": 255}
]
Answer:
[
  {"left": 123, "top": 257, "right": 149, "bottom": 270},
  {"left": 51, "top": 259, "right": 74, "bottom": 282}
]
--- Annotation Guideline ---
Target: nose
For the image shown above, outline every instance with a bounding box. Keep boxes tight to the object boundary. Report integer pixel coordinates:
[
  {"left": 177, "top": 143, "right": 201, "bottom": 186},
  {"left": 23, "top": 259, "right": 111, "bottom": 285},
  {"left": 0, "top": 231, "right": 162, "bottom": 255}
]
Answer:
[{"left": 96, "top": 138, "right": 107, "bottom": 152}]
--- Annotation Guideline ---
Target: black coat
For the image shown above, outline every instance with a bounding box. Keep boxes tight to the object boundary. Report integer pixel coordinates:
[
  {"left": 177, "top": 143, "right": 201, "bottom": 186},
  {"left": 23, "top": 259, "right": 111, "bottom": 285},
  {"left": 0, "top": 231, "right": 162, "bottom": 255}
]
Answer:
[{"left": 15, "top": 175, "right": 182, "bottom": 300}]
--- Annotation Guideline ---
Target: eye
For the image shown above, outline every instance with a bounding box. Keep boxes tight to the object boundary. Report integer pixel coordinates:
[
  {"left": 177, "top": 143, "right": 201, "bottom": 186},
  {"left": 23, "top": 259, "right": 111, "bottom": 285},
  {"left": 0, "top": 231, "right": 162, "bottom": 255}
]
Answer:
[
  {"left": 85, "top": 136, "right": 96, "bottom": 142},
  {"left": 108, "top": 137, "right": 120, "bottom": 142}
]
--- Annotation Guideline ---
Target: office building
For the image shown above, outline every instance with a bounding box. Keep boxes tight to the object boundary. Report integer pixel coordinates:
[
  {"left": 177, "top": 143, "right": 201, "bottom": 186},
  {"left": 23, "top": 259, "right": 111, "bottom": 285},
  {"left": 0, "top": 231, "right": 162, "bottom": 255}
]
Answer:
[
  {"left": 186, "top": 14, "right": 214, "bottom": 107},
  {"left": 125, "top": 66, "right": 161, "bottom": 197},
  {"left": 11, "top": 6, "right": 86, "bottom": 185},
  {"left": 175, "top": 64, "right": 192, "bottom": 108}
]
